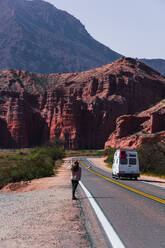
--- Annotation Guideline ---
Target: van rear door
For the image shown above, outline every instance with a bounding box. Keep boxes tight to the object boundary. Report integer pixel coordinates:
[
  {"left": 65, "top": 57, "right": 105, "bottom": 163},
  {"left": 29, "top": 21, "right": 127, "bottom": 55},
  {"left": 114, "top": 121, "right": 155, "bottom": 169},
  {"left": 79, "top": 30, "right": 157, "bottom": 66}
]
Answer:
[
  {"left": 119, "top": 151, "right": 128, "bottom": 174},
  {"left": 127, "top": 153, "right": 138, "bottom": 174},
  {"left": 119, "top": 158, "right": 128, "bottom": 174}
]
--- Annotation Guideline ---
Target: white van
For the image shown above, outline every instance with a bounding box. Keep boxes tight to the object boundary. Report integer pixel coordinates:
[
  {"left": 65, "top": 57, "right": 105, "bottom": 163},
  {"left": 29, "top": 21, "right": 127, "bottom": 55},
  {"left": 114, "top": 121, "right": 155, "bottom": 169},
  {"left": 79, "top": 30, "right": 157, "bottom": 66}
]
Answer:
[{"left": 112, "top": 149, "right": 140, "bottom": 180}]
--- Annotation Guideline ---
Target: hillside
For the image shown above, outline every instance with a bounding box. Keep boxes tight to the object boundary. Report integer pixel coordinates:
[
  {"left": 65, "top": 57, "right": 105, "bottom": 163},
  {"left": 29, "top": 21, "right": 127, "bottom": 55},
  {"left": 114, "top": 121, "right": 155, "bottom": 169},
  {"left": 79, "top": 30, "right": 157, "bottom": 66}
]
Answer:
[
  {"left": 140, "top": 59, "right": 165, "bottom": 76},
  {"left": 0, "top": 0, "right": 121, "bottom": 73}
]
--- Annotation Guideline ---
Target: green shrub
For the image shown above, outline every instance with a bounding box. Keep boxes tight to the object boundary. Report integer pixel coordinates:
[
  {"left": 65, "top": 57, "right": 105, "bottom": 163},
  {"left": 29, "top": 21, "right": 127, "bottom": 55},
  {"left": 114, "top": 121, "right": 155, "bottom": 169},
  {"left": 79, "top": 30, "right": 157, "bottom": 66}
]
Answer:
[
  {"left": 48, "top": 146, "right": 65, "bottom": 162},
  {"left": 25, "top": 155, "right": 54, "bottom": 179},
  {"left": 7, "top": 154, "right": 24, "bottom": 161},
  {"left": 94, "top": 150, "right": 104, "bottom": 156},
  {"left": 103, "top": 148, "right": 116, "bottom": 165},
  {"left": 0, "top": 143, "right": 65, "bottom": 189},
  {"left": 137, "top": 143, "right": 165, "bottom": 173},
  {"left": 0, "top": 169, "right": 10, "bottom": 188}
]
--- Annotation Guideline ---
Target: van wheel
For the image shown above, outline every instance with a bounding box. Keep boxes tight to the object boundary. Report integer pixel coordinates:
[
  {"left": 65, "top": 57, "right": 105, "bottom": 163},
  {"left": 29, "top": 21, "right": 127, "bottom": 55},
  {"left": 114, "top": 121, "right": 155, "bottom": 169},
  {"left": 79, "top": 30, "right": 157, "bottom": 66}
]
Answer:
[
  {"left": 134, "top": 176, "right": 137, "bottom": 180},
  {"left": 112, "top": 173, "right": 115, "bottom": 178}
]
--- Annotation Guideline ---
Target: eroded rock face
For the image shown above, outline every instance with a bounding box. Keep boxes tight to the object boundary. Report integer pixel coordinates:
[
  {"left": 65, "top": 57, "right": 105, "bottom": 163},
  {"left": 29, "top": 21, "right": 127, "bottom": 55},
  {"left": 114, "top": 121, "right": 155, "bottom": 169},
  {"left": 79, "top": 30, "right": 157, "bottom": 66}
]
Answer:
[
  {"left": 0, "top": 57, "right": 165, "bottom": 148},
  {"left": 105, "top": 100, "right": 165, "bottom": 149}
]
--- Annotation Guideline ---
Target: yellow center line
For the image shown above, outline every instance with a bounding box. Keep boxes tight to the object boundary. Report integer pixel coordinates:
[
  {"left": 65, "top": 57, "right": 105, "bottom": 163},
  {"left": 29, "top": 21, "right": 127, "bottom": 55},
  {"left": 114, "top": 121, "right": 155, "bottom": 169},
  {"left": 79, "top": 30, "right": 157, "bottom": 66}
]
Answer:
[{"left": 80, "top": 161, "right": 165, "bottom": 205}]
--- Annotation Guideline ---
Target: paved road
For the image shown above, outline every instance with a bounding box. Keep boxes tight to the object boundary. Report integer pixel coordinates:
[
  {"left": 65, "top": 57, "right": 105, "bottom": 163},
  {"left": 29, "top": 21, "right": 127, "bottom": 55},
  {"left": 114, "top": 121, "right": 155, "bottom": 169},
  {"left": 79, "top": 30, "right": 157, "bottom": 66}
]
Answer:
[{"left": 79, "top": 157, "right": 165, "bottom": 248}]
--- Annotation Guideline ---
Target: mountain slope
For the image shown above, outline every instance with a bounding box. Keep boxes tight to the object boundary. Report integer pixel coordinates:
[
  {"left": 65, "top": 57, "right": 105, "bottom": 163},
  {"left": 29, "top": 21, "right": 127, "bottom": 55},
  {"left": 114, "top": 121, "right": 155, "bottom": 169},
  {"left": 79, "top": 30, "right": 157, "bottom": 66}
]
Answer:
[
  {"left": 140, "top": 59, "right": 165, "bottom": 76},
  {"left": 0, "top": 0, "right": 121, "bottom": 73}
]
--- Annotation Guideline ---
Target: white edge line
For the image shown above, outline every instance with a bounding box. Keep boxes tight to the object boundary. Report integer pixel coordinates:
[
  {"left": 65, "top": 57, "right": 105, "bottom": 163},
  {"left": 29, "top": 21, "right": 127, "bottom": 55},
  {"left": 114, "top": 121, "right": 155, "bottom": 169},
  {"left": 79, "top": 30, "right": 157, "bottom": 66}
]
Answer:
[{"left": 79, "top": 181, "right": 126, "bottom": 248}]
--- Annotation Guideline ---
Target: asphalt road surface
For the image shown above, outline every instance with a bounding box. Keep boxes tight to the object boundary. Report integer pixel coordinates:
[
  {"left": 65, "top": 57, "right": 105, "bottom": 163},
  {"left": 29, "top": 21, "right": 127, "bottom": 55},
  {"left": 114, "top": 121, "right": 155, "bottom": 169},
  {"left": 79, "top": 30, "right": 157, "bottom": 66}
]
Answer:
[{"left": 79, "top": 157, "right": 165, "bottom": 248}]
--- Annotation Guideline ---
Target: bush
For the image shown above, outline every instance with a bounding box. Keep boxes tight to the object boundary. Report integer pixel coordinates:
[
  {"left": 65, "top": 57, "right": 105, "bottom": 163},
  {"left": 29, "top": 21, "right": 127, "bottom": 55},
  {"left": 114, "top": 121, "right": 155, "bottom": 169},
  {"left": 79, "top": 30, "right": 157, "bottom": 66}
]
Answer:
[
  {"left": 0, "top": 143, "right": 65, "bottom": 189},
  {"left": 137, "top": 143, "right": 165, "bottom": 173},
  {"left": 103, "top": 148, "right": 116, "bottom": 165}
]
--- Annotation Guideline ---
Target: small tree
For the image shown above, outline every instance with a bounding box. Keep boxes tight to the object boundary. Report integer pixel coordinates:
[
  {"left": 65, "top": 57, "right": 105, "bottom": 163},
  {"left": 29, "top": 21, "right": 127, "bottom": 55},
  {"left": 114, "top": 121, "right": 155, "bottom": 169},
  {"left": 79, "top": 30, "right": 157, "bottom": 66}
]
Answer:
[{"left": 137, "top": 143, "right": 165, "bottom": 172}]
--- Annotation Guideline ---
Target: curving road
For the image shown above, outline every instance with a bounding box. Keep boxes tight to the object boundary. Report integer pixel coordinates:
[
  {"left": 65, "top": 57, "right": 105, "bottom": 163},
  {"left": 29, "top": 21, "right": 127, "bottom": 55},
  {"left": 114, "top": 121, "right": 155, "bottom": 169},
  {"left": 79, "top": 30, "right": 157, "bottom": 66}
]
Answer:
[{"left": 79, "top": 157, "right": 165, "bottom": 248}]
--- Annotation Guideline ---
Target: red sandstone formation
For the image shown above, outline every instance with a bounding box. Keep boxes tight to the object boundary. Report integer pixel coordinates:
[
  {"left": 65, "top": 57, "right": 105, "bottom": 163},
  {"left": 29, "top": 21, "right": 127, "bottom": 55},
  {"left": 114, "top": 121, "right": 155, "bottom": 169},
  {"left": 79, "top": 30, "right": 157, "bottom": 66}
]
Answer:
[
  {"left": 105, "top": 100, "right": 165, "bottom": 149},
  {"left": 0, "top": 57, "right": 165, "bottom": 149}
]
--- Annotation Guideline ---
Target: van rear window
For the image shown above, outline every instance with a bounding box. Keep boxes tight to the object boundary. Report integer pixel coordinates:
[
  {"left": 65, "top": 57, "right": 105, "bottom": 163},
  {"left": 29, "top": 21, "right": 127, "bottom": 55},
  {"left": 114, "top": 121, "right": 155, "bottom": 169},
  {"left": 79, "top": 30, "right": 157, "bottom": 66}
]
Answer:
[
  {"left": 129, "top": 158, "right": 136, "bottom": 165},
  {"left": 120, "top": 158, "right": 127, "bottom": 164},
  {"left": 129, "top": 154, "right": 136, "bottom": 157}
]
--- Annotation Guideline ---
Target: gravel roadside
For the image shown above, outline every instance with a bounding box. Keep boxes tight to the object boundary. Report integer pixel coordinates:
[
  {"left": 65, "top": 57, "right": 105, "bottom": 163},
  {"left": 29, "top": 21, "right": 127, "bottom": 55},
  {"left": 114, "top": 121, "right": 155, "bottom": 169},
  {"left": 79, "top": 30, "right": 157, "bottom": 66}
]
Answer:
[{"left": 0, "top": 159, "right": 91, "bottom": 248}]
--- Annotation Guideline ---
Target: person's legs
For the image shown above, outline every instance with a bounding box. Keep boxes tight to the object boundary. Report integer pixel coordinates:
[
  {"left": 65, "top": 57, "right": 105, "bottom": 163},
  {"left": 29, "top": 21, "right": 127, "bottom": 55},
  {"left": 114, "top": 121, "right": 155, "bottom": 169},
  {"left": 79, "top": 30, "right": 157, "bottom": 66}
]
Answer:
[
  {"left": 71, "top": 180, "right": 79, "bottom": 199},
  {"left": 71, "top": 180, "right": 74, "bottom": 197},
  {"left": 73, "top": 180, "right": 78, "bottom": 196}
]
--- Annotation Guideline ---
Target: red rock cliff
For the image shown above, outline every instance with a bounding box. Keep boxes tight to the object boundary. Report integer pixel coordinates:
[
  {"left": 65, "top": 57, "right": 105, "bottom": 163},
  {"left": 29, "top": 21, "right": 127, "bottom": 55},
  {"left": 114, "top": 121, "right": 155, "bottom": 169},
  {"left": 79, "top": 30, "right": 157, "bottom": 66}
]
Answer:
[
  {"left": 0, "top": 57, "right": 165, "bottom": 148},
  {"left": 105, "top": 99, "right": 165, "bottom": 149}
]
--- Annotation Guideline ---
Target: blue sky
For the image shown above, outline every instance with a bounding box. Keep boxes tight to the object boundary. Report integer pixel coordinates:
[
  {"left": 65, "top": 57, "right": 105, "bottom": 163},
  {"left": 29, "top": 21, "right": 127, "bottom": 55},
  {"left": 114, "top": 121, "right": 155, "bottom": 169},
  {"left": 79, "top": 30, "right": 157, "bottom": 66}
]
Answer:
[{"left": 46, "top": 0, "right": 165, "bottom": 59}]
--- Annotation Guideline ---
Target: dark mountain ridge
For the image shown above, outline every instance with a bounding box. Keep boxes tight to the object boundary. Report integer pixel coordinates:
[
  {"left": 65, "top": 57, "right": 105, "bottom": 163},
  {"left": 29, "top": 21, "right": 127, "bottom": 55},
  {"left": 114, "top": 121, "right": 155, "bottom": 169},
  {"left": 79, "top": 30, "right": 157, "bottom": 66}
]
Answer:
[
  {"left": 0, "top": 0, "right": 165, "bottom": 76},
  {"left": 140, "top": 58, "right": 165, "bottom": 76},
  {"left": 0, "top": 0, "right": 121, "bottom": 73}
]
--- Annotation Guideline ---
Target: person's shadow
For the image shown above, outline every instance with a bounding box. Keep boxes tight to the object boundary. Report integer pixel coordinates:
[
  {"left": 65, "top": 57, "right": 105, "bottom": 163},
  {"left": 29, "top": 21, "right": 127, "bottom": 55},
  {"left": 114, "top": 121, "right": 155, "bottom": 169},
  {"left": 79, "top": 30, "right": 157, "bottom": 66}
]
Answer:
[{"left": 78, "top": 196, "right": 113, "bottom": 200}]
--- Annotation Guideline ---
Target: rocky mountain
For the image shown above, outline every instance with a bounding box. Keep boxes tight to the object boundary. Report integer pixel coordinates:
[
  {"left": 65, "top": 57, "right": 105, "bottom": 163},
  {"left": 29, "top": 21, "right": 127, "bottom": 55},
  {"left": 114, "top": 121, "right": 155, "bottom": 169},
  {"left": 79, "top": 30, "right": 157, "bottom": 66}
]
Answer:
[
  {"left": 0, "top": 57, "right": 165, "bottom": 149},
  {"left": 105, "top": 99, "right": 165, "bottom": 149},
  {"left": 140, "top": 59, "right": 165, "bottom": 76},
  {"left": 1, "top": 0, "right": 165, "bottom": 77},
  {"left": 0, "top": 0, "right": 121, "bottom": 73}
]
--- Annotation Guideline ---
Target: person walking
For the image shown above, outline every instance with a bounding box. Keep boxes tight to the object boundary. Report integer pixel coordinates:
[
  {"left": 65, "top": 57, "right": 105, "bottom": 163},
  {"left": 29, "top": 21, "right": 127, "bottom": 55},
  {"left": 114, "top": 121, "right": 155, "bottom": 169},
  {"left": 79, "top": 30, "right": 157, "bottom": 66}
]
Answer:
[{"left": 71, "top": 160, "right": 81, "bottom": 200}]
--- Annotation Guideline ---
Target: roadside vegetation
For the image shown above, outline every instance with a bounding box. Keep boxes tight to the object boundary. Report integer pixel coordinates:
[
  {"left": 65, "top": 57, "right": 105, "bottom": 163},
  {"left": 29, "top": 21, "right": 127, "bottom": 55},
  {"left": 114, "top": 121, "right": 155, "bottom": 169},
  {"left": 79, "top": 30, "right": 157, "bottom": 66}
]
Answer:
[
  {"left": 137, "top": 143, "right": 165, "bottom": 178},
  {"left": 0, "top": 140, "right": 65, "bottom": 189}
]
